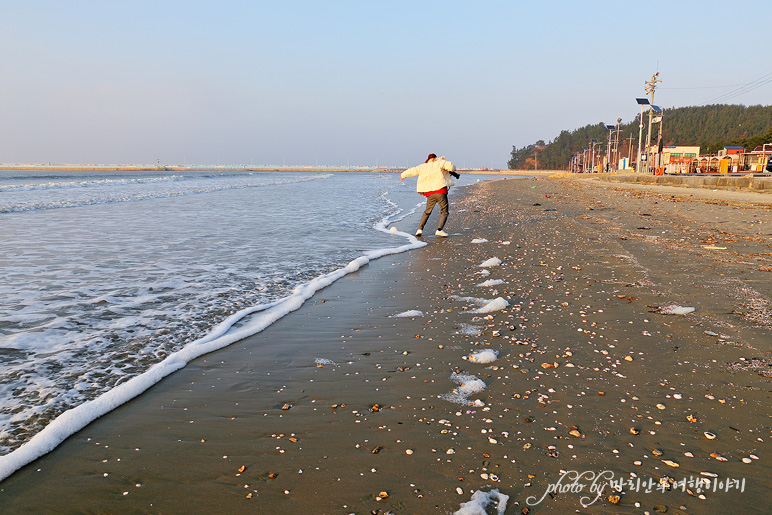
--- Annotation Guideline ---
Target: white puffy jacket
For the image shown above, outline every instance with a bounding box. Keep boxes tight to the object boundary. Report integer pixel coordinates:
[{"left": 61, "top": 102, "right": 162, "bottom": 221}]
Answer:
[{"left": 400, "top": 158, "right": 456, "bottom": 193}]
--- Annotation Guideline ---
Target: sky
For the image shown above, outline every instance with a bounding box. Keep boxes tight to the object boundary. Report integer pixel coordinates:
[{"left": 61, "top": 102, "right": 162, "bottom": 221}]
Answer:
[{"left": 2, "top": 1, "right": 771, "bottom": 169}]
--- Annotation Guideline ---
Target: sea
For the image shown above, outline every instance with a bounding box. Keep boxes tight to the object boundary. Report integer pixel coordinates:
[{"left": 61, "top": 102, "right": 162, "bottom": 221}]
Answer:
[{"left": 0, "top": 168, "right": 500, "bottom": 479}]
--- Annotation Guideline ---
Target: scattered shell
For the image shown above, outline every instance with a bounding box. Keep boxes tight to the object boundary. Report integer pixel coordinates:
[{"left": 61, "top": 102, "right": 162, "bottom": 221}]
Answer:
[
  {"left": 742, "top": 458, "right": 752, "bottom": 464},
  {"left": 237, "top": 465, "right": 246, "bottom": 473},
  {"left": 405, "top": 449, "right": 414, "bottom": 455},
  {"left": 652, "top": 449, "right": 664, "bottom": 456},
  {"left": 629, "top": 427, "right": 640, "bottom": 435},
  {"left": 446, "top": 448, "right": 456, "bottom": 455},
  {"left": 704, "top": 432, "right": 717, "bottom": 440},
  {"left": 281, "top": 403, "right": 292, "bottom": 411},
  {"left": 569, "top": 429, "right": 582, "bottom": 438},
  {"left": 700, "top": 472, "right": 718, "bottom": 478},
  {"left": 633, "top": 460, "right": 642, "bottom": 466},
  {"left": 710, "top": 453, "right": 728, "bottom": 462},
  {"left": 662, "top": 460, "right": 680, "bottom": 468},
  {"left": 684, "top": 452, "right": 694, "bottom": 458},
  {"left": 375, "top": 491, "right": 388, "bottom": 501},
  {"left": 608, "top": 494, "right": 621, "bottom": 504},
  {"left": 686, "top": 414, "right": 698, "bottom": 423},
  {"left": 624, "top": 356, "right": 634, "bottom": 362},
  {"left": 656, "top": 403, "right": 666, "bottom": 410},
  {"left": 456, "top": 487, "right": 464, "bottom": 495}
]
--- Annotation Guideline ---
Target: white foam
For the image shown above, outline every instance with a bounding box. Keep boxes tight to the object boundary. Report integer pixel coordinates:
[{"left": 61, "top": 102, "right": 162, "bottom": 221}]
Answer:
[
  {"left": 479, "top": 257, "right": 502, "bottom": 267},
  {"left": 454, "top": 488, "right": 509, "bottom": 515},
  {"left": 392, "top": 310, "right": 424, "bottom": 318},
  {"left": 455, "top": 323, "right": 482, "bottom": 336},
  {"left": 468, "top": 349, "right": 499, "bottom": 364},
  {"left": 473, "top": 297, "right": 509, "bottom": 314},
  {"left": 440, "top": 372, "right": 486, "bottom": 405},
  {"left": 477, "top": 279, "right": 504, "bottom": 287},
  {"left": 659, "top": 305, "right": 696, "bottom": 315}
]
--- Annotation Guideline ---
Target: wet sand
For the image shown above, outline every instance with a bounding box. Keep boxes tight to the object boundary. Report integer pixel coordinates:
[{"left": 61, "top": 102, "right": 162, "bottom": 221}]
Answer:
[{"left": 1, "top": 176, "right": 771, "bottom": 514}]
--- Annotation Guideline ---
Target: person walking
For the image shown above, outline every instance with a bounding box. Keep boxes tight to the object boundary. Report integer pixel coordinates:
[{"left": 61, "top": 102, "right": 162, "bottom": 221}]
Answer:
[{"left": 400, "top": 153, "right": 459, "bottom": 237}]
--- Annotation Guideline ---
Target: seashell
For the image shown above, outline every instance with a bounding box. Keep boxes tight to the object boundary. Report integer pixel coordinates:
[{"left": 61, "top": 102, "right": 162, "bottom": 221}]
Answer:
[
  {"left": 652, "top": 449, "right": 664, "bottom": 456},
  {"left": 375, "top": 491, "right": 388, "bottom": 501},
  {"left": 704, "top": 432, "right": 717, "bottom": 440},
  {"left": 633, "top": 460, "right": 642, "bottom": 466},
  {"left": 281, "top": 403, "right": 292, "bottom": 410},
  {"left": 684, "top": 452, "right": 694, "bottom": 458},
  {"left": 456, "top": 487, "right": 464, "bottom": 495},
  {"left": 750, "top": 454, "right": 759, "bottom": 460},
  {"left": 629, "top": 427, "right": 640, "bottom": 435},
  {"left": 624, "top": 356, "right": 633, "bottom": 362},
  {"left": 662, "top": 459, "right": 680, "bottom": 468},
  {"left": 742, "top": 457, "right": 752, "bottom": 464},
  {"left": 569, "top": 429, "right": 582, "bottom": 438},
  {"left": 405, "top": 449, "right": 414, "bottom": 455},
  {"left": 608, "top": 494, "right": 621, "bottom": 504},
  {"left": 446, "top": 448, "right": 455, "bottom": 455},
  {"left": 700, "top": 471, "right": 718, "bottom": 477},
  {"left": 687, "top": 414, "right": 698, "bottom": 423},
  {"left": 673, "top": 393, "right": 682, "bottom": 399},
  {"left": 656, "top": 403, "right": 666, "bottom": 410}
]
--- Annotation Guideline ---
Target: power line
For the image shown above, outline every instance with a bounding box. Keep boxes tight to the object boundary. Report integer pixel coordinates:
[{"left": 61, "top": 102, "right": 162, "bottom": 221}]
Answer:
[{"left": 696, "top": 69, "right": 772, "bottom": 105}]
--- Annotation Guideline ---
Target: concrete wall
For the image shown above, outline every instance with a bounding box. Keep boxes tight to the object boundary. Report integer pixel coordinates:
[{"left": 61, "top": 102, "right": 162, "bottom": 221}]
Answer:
[{"left": 596, "top": 173, "right": 772, "bottom": 191}]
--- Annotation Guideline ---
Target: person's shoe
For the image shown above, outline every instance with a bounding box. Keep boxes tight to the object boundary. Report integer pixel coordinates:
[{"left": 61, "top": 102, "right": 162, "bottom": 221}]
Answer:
[
  {"left": 435, "top": 229, "right": 448, "bottom": 237},
  {"left": 415, "top": 229, "right": 423, "bottom": 237}
]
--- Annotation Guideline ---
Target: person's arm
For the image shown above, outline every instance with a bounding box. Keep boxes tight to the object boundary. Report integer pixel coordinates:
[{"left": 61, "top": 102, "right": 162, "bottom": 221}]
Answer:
[
  {"left": 441, "top": 160, "right": 460, "bottom": 179},
  {"left": 400, "top": 165, "right": 420, "bottom": 182}
]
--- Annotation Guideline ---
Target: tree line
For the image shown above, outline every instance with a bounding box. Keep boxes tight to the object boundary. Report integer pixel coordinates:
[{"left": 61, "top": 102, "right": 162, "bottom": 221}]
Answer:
[{"left": 508, "top": 104, "right": 772, "bottom": 170}]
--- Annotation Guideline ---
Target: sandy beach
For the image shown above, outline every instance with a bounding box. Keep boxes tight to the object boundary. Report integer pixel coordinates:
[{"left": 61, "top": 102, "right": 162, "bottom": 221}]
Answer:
[{"left": 1, "top": 175, "right": 771, "bottom": 514}]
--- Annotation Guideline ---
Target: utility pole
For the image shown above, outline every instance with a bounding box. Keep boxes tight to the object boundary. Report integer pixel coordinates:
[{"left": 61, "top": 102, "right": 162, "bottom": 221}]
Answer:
[
  {"left": 627, "top": 134, "right": 634, "bottom": 167},
  {"left": 644, "top": 72, "right": 662, "bottom": 173}
]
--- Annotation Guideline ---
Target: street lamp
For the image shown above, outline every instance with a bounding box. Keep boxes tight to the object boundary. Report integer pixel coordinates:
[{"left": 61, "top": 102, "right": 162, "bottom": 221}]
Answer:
[
  {"left": 635, "top": 98, "right": 650, "bottom": 173},
  {"left": 651, "top": 105, "right": 663, "bottom": 173},
  {"left": 591, "top": 139, "right": 598, "bottom": 173},
  {"left": 605, "top": 124, "right": 615, "bottom": 173}
]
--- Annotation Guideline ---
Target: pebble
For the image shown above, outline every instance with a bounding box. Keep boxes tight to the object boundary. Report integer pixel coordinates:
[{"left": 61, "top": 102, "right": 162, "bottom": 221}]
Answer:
[{"left": 405, "top": 449, "right": 414, "bottom": 455}]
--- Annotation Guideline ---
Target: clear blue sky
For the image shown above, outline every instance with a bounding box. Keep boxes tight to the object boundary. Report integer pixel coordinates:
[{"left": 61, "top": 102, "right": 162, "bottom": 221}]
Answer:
[{"left": 2, "top": 0, "right": 771, "bottom": 168}]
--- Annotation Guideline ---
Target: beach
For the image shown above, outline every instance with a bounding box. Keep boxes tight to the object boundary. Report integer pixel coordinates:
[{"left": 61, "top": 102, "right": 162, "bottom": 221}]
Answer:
[{"left": 1, "top": 175, "right": 771, "bottom": 514}]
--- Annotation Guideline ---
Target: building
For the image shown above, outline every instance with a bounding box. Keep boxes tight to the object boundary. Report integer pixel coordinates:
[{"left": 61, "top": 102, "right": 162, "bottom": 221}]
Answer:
[
  {"left": 743, "top": 144, "right": 772, "bottom": 172},
  {"left": 662, "top": 146, "right": 699, "bottom": 174}
]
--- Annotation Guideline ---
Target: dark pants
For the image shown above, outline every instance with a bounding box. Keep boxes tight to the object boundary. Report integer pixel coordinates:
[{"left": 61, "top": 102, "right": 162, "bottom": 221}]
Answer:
[{"left": 419, "top": 193, "right": 449, "bottom": 231}]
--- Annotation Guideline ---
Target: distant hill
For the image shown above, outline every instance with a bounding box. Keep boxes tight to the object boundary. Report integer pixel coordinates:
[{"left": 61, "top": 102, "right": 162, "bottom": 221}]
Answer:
[{"left": 508, "top": 104, "right": 772, "bottom": 170}]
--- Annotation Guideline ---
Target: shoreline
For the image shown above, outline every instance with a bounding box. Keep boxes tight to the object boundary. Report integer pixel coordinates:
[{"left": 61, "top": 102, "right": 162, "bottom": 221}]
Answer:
[{"left": 1, "top": 176, "right": 771, "bottom": 514}]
